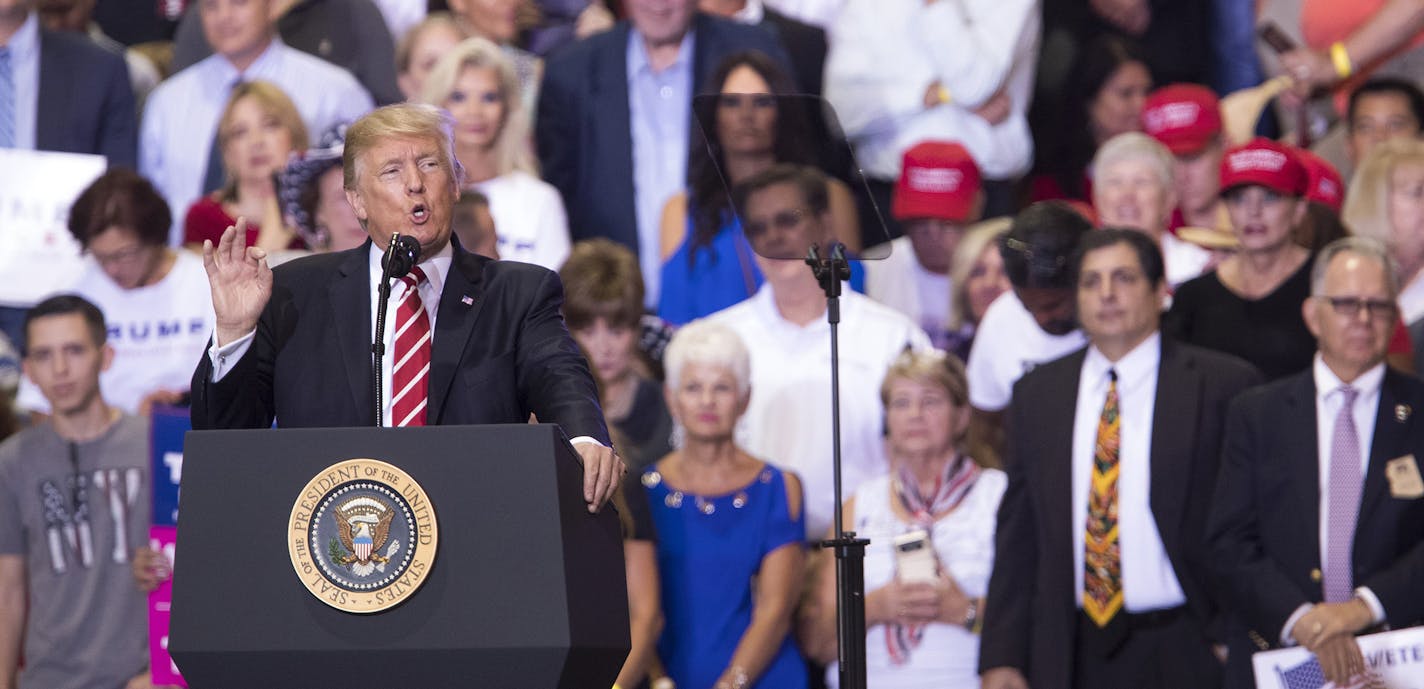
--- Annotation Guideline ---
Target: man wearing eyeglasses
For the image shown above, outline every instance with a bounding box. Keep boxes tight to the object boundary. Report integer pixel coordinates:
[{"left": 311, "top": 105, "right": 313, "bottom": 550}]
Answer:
[
  {"left": 704, "top": 163, "right": 930, "bottom": 540},
  {"left": 1210, "top": 236, "right": 1424, "bottom": 689}
]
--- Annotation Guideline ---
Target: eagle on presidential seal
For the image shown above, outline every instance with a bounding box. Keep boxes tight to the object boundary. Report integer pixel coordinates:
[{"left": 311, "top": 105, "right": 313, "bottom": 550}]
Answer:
[{"left": 333, "top": 496, "right": 402, "bottom": 577}]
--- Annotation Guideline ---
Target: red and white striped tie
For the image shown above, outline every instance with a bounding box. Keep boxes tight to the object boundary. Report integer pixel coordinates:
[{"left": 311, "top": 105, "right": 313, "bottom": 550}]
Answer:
[{"left": 391, "top": 266, "right": 431, "bottom": 427}]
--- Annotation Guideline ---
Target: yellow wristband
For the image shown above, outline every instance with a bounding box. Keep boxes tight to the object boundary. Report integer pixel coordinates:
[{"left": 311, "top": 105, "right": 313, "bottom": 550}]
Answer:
[
  {"left": 938, "top": 84, "right": 953, "bottom": 105},
  {"left": 1330, "top": 42, "right": 1353, "bottom": 79}
]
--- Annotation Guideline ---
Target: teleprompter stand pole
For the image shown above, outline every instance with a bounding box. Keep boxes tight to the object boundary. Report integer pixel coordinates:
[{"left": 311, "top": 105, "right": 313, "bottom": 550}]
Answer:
[{"left": 806, "top": 242, "right": 868, "bottom": 689}]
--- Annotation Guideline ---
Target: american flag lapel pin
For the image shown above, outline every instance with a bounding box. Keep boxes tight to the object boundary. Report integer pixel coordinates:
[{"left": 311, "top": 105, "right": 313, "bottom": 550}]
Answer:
[{"left": 461, "top": 295, "right": 474, "bottom": 306}]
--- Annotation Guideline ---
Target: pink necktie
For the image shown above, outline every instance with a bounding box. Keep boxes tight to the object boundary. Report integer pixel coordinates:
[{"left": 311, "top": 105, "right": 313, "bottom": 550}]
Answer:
[{"left": 1324, "top": 386, "right": 1362, "bottom": 602}]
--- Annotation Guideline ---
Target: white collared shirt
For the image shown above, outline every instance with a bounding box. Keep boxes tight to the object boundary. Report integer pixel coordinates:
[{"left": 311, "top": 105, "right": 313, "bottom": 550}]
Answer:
[
  {"left": 731, "top": 0, "right": 767, "bottom": 24},
  {"left": 141, "top": 38, "right": 374, "bottom": 245},
  {"left": 1070, "top": 332, "right": 1188, "bottom": 612},
  {"left": 4, "top": 11, "right": 40, "bottom": 150}
]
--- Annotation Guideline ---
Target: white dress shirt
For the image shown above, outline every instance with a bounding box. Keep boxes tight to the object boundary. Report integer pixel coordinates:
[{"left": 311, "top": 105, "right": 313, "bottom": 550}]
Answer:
[
  {"left": 4, "top": 12, "right": 40, "bottom": 150},
  {"left": 1071, "top": 332, "right": 1188, "bottom": 612},
  {"left": 823, "top": 0, "right": 1039, "bottom": 180},
  {"left": 762, "top": 0, "right": 845, "bottom": 29},
  {"left": 141, "top": 38, "right": 375, "bottom": 246},
  {"left": 1397, "top": 272, "right": 1424, "bottom": 325},
  {"left": 730, "top": 0, "right": 767, "bottom": 23},
  {"left": 1280, "top": 356, "right": 1389, "bottom": 643}
]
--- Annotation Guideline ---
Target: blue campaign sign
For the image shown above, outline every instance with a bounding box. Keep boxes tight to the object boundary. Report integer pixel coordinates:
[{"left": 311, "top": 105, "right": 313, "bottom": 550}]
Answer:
[{"left": 150, "top": 405, "right": 191, "bottom": 528}]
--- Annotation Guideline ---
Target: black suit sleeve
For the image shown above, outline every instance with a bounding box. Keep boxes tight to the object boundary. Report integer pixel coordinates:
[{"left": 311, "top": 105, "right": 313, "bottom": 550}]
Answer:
[
  {"left": 95, "top": 48, "right": 138, "bottom": 169},
  {"left": 189, "top": 285, "right": 293, "bottom": 431},
  {"left": 978, "top": 381, "right": 1037, "bottom": 674},
  {"left": 348, "top": 0, "right": 402, "bottom": 105},
  {"left": 1208, "top": 391, "right": 1314, "bottom": 639},
  {"left": 515, "top": 270, "right": 611, "bottom": 445}
]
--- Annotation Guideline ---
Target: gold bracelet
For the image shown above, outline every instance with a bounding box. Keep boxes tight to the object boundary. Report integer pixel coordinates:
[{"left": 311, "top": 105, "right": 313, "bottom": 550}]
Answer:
[{"left": 1330, "top": 42, "right": 1354, "bottom": 79}]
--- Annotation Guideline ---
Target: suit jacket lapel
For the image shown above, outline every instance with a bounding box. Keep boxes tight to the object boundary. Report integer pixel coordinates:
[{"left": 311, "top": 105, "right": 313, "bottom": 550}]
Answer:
[
  {"left": 1044, "top": 351, "right": 1086, "bottom": 583},
  {"left": 1360, "top": 370, "right": 1411, "bottom": 522},
  {"left": 1285, "top": 372, "right": 1323, "bottom": 567},
  {"left": 34, "top": 31, "right": 65, "bottom": 150},
  {"left": 328, "top": 245, "right": 375, "bottom": 425},
  {"left": 427, "top": 244, "right": 487, "bottom": 424},
  {"left": 1149, "top": 340, "right": 1196, "bottom": 555}
]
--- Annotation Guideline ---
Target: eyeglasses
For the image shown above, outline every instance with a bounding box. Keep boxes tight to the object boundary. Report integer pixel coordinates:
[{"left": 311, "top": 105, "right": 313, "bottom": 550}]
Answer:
[
  {"left": 744, "top": 208, "right": 806, "bottom": 237},
  {"left": 1318, "top": 296, "right": 1397, "bottom": 320}
]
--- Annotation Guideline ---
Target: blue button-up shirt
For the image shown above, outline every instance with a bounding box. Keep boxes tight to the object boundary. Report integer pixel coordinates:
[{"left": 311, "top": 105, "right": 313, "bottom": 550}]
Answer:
[{"left": 626, "top": 28, "right": 695, "bottom": 306}]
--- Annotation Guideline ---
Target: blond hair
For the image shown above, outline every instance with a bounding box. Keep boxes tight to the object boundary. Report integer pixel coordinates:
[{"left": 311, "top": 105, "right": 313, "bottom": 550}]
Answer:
[
  {"left": 218, "top": 80, "right": 309, "bottom": 195},
  {"left": 880, "top": 349, "right": 971, "bottom": 446},
  {"left": 342, "top": 103, "right": 464, "bottom": 191},
  {"left": 396, "top": 12, "right": 469, "bottom": 74},
  {"left": 1343, "top": 138, "right": 1424, "bottom": 246},
  {"left": 947, "top": 217, "right": 1012, "bottom": 329},
  {"left": 418, "top": 37, "right": 535, "bottom": 177}
]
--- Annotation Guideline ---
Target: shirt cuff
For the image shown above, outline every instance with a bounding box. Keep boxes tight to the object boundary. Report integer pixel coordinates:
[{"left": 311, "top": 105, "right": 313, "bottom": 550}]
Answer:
[
  {"left": 207, "top": 329, "right": 256, "bottom": 382},
  {"left": 568, "top": 436, "right": 604, "bottom": 448},
  {"left": 1282, "top": 603, "right": 1314, "bottom": 646},
  {"left": 1355, "top": 587, "right": 1386, "bottom": 626}
]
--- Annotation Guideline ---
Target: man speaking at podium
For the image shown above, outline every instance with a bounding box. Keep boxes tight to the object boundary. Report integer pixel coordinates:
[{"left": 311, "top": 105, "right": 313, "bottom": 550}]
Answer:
[{"left": 189, "top": 103, "right": 622, "bottom": 512}]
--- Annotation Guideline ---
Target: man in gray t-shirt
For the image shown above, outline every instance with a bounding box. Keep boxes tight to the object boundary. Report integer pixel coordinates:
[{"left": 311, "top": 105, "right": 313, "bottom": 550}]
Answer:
[{"left": 0, "top": 296, "right": 151, "bottom": 689}]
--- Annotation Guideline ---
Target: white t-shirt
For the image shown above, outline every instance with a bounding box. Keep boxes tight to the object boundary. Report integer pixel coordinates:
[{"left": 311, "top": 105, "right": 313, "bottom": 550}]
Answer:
[
  {"left": 965, "top": 290, "right": 1086, "bottom": 412},
  {"left": 471, "top": 171, "right": 572, "bottom": 271},
  {"left": 865, "top": 236, "right": 952, "bottom": 341},
  {"left": 704, "top": 287, "right": 932, "bottom": 539},
  {"left": 18, "top": 251, "right": 216, "bottom": 414}
]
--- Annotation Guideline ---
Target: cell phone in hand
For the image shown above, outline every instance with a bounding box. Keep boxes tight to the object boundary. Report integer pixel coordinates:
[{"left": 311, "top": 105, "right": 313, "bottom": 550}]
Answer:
[
  {"left": 893, "top": 530, "right": 938, "bottom": 584},
  {"left": 1257, "top": 21, "right": 1298, "bottom": 54}
]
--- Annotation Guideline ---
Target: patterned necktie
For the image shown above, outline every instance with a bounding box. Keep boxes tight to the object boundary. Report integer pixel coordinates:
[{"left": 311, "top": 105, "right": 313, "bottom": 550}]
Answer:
[
  {"left": 1084, "top": 369, "right": 1123, "bottom": 628},
  {"left": 0, "top": 47, "right": 14, "bottom": 148},
  {"left": 1324, "top": 386, "right": 1362, "bottom": 602},
  {"left": 390, "top": 267, "right": 431, "bottom": 427}
]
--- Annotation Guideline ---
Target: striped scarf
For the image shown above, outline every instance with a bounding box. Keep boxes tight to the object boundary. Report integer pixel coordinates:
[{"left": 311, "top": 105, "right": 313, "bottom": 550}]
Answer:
[{"left": 885, "top": 454, "right": 980, "bottom": 665}]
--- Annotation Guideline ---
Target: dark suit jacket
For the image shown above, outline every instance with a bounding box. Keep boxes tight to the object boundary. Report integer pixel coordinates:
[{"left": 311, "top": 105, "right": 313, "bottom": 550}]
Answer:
[
  {"left": 759, "top": 7, "right": 825, "bottom": 97},
  {"left": 36, "top": 28, "right": 137, "bottom": 168},
  {"left": 189, "top": 239, "right": 609, "bottom": 444},
  {"left": 979, "top": 338, "right": 1261, "bottom": 688},
  {"left": 1210, "top": 368, "right": 1424, "bottom": 688},
  {"left": 535, "top": 13, "right": 791, "bottom": 256}
]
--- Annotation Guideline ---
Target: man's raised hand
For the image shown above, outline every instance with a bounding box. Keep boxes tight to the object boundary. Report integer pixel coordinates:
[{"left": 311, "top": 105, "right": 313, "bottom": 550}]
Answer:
[{"left": 203, "top": 219, "right": 273, "bottom": 346}]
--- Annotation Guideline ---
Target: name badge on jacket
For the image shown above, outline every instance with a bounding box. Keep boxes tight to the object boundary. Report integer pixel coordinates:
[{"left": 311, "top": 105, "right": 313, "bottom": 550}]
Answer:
[{"left": 1385, "top": 455, "right": 1424, "bottom": 499}]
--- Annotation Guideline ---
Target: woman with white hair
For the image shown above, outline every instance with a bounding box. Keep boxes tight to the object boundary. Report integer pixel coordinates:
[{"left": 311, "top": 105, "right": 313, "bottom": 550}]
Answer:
[
  {"left": 1091, "top": 132, "right": 1212, "bottom": 287},
  {"left": 420, "top": 37, "right": 570, "bottom": 269},
  {"left": 642, "top": 320, "right": 810, "bottom": 689}
]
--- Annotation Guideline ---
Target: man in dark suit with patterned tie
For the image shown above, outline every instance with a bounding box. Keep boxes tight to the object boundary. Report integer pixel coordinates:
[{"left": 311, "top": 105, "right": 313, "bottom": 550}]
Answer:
[
  {"left": 190, "top": 102, "right": 624, "bottom": 513},
  {"left": 1211, "top": 237, "right": 1424, "bottom": 688},
  {"left": 980, "top": 229, "right": 1260, "bottom": 689}
]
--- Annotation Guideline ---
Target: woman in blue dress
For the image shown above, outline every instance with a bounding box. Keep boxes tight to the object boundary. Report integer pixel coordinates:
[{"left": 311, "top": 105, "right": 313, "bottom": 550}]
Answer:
[{"left": 642, "top": 320, "right": 809, "bottom": 689}]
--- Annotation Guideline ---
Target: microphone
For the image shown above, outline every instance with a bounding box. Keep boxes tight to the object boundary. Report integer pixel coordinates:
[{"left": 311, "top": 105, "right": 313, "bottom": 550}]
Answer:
[
  {"left": 381, "top": 234, "right": 421, "bottom": 278},
  {"left": 372, "top": 232, "right": 422, "bottom": 426}
]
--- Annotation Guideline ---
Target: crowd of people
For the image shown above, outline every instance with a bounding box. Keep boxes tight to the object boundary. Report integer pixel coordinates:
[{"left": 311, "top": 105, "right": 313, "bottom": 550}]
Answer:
[{"left": 2, "top": 0, "right": 1424, "bottom": 688}]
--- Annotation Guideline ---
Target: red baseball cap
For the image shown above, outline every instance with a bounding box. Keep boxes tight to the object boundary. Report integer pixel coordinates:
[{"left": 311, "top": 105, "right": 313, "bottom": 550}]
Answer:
[
  {"left": 1219, "top": 138, "right": 1307, "bottom": 197},
  {"left": 1142, "top": 84, "right": 1222, "bottom": 156},
  {"left": 893, "top": 141, "right": 982, "bottom": 222},
  {"left": 1295, "top": 148, "right": 1345, "bottom": 213}
]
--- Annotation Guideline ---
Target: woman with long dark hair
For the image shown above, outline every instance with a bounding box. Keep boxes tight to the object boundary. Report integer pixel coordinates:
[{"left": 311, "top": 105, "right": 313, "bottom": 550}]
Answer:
[{"left": 657, "top": 50, "right": 860, "bottom": 325}]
